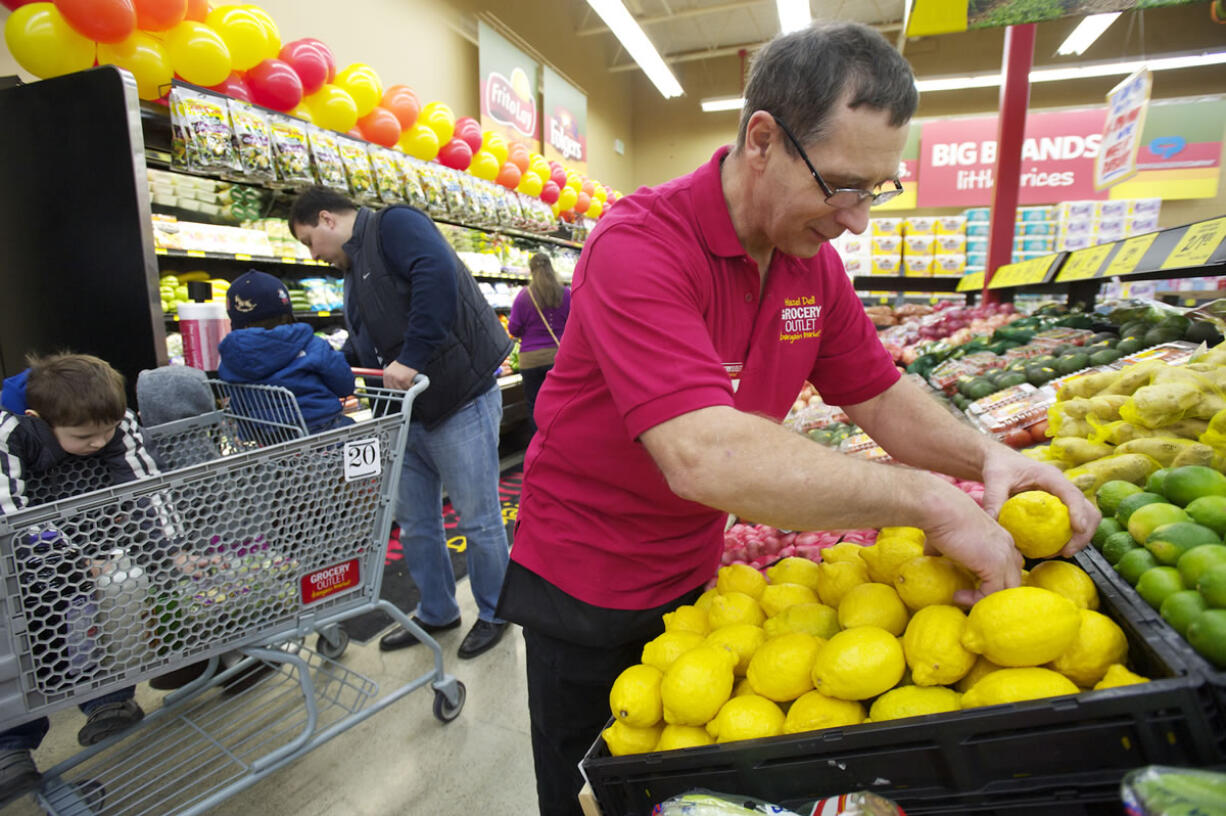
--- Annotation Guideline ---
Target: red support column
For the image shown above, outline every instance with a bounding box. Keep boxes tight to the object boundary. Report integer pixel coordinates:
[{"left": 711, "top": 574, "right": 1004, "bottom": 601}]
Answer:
[{"left": 983, "top": 23, "right": 1036, "bottom": 304}]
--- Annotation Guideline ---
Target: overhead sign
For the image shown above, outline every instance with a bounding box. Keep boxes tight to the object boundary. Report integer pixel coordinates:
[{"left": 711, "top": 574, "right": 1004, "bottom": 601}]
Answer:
[
  {"left": 542, "top": 67, "right": 587, "bottom": 174},
  {"left": 906, "top": 0, "right": 1202, "bottom": 37},
  {"left": 1096, "top": 68, "right": 1151, "bottom": 190},
  {"left": 478, "top": 21, "right": 540, "bottom": 151}
]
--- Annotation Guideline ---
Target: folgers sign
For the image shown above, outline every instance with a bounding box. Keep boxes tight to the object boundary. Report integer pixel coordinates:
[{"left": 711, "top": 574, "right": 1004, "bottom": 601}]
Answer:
[{"left": 484, "top": 67, "right": 537, "bottom": 140}]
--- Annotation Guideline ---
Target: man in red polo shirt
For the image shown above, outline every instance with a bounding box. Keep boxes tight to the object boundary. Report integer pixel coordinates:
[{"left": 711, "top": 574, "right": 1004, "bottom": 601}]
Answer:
[{"left": 498, "top": 21, "right": 1099, "bottom": 816}]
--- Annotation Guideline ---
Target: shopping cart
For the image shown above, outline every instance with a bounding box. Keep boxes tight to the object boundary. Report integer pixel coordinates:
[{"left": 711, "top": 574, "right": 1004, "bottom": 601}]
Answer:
[{"left": 0, "top": 374, "right": 466, "bottom": 815}]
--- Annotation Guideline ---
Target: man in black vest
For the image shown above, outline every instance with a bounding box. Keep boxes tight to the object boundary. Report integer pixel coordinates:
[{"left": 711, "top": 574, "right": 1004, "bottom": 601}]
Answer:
[{"left": 290, "top": 187, "right": 514, "bottom": 659}]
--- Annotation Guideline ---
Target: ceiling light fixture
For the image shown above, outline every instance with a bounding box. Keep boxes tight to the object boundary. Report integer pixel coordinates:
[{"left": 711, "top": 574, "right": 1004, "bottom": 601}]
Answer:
[
  {"left": 776, "top": 0, "right": 811, "bottom": 34},
  {"left": 1055, "top": 12, "right": 1121, "bottom": 56},
  {"left": 700, "top": 96, "right": 745, "bottom": 112},
  {"left": 585, "top": 0, "right": 683, "bottom": 98}
]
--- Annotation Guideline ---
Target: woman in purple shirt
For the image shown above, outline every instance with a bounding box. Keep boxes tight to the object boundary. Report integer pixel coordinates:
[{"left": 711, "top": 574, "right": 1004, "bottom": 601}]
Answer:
[{"left": 508, "top": 254, "right": 571, "bottom": 432}]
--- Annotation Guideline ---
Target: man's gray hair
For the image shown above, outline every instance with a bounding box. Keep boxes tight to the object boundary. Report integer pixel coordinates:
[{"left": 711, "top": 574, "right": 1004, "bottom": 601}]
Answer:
[{"left": 736, "top": 21, "right": 918, "bottom": 154}]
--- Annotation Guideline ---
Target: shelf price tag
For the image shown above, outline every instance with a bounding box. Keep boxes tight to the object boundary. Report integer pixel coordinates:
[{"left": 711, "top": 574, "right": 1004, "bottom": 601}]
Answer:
[
  {"left": 154, "top": 248, "right": 168, "bottom": 256},
  {"left": 186, "top": 249, "right": 206, "bottom": 258},
  {"left": 317, "top": 310, "right": 331, "bottom": 317},
  {"left": 988, "top": 256, "right": 1052, "bottom": 289},
  {"left": 1056, "top": 243, "right": 1113, "bottom": 282},
  {"left": 956, "top": 271, "right": 985, "bottom": 292},
  {"left": 1103, "top": 232, "right": 1158, "bottom": 278},
  {"left": 1160, "top": 217, "right": 1226, "bottom": 270},
  {"left": 280, "top": 256, "right": 298, "bottom": 264},
  {"left": 233, "top": 253, "right": 252, "bottom": 261}
]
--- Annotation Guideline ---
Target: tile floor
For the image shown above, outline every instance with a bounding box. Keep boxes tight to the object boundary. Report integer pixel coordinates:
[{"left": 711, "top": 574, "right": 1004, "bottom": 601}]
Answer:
[{"left": 11, "top": 585, "right": 540, "bottom": 815}]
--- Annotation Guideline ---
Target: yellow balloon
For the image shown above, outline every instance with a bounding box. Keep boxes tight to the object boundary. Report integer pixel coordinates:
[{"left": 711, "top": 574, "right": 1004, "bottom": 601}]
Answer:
[
  {"left": 565, "top": 173, "right": 581, "bottom": 192},
  {"left": 205, "top": 5, "right": 268, "bottom": 71},
  {"left": 291, "top": 103, "right": 313, "bottom": 123},
  {"left": 419, "top": 101, "right": 455, "bottom": 145},
  {"left": 306, "top": 84, "right": 358, "bottom": 133},
  {"left": 517, "top": 170, "right": 543, "bottom": 196},
  {"left": 594, "top": 183, "right": 608, "bottom": 203},
  {"left": 558, "top": 186, "right": 578, "bottom": 212},
  {"left": 398, "top": 123, "right": 440, "bottom": 161},
  {"left": 241, "top": 4, "right": 281, "bottom": 61},
  {"left": 98, "top": 32, "right": 173, "bottom": 101},
  {"left": 481, "top": 131, "right": 508, "bottom": 165},
  {"left": 163, "top": 21, "right": 232, "bottom": 87},
  {"left": 335, "top": 63, "right": 383, "bottom": 119},
  {"left": 586, "top": 198, "right": 604, "bottom": 218},
  {"left": 528, "top": 154, "right": 550, "bottom": 181},
  {"left": 469, "top": 150, "right": 500, "bottom": 181},
  {"left": 551, "top": 201, "right": 561, "bottom": 217},
  {"left": 4, "top": 3, "right": 96, "bottom": 80}
]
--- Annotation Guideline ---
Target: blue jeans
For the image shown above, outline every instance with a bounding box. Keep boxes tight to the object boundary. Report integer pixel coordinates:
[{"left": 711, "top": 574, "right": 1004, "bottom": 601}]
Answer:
[
  {"left": 0, "top": 687, "right": 134, "bottom": 751},
  {"left": 396, "top": 383, "right": 509, "bottom": 625}
]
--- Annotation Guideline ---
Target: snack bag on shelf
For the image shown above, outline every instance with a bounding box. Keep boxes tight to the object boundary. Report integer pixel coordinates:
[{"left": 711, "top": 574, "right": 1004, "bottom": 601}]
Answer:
[
  {"left": 335, "top": 135, "right": 378, "bottom": 202},
  {"left": 369, "top": 146, "right": 405, "bottom": 205},
  {"left": 170, "top": 86, "right": 239, "bottom": 175},
  {"left": 266, "top": 113, "right": 314, "bottom": 187},
  {"left": 1120, "top": 765, "right": 1226, "bottom": 815},
  {"left": 307, "top": 126, "right": 348, "bottom": 192},
  {"left": 439, "top": 167, "right": 471, "bottom": 220},
  {"left": 413, "top": 161, "right": 450, "bottom": 216},
  {"left": 397, "top": 156, "right": 430, "bottom": 211},
  {"left": 225, "top": 99, "right": 274, "bottom": 183}
]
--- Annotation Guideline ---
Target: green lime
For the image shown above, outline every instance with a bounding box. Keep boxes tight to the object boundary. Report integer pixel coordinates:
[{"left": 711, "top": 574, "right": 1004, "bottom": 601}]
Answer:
[
  {"left": 1136, "top": 566, "right": 1186, "bottom": 609},
  {"left": 1144, "top": 522, "right": 1221, "bottom": 567},
  {"left": 1186, "top": 608, "right": 1226, "bottom": 668},
  {"left": 1161, "top": 590, "right": 1209, "bottom": 637},
  {"left": 1198, "top": 564, "right": 1226, "bottom": 608},
  {"left": 1117, "top": 548, "right": 1160, "bottom": 585},
  {"left": 1185, "top": 495, "right": 1226, "bottom": 538},
  {"left": 1145, "top": 468, "right": 1171, "bottom": 496},
  {"left": 1128, "top": 503, "right": 1191, "bottom": 545},
  {"left": 1115, "top": 492, "right": 1166, "bottom": 527},
  {"left": 1161, "top": 466, "right": 1226, "bottom": 507},
  {"left": 1097, "top": 481, "right": 1145, "bottom": 517},
  {"left": 1103, "top": 531, "right": 1141, "bottom": 566},
  {"left": 1092, "top": 518, "right": 1126, "bottom": 550},
  {"left": 1178, "top": 544, "right": 1226, "bottom": 587}
]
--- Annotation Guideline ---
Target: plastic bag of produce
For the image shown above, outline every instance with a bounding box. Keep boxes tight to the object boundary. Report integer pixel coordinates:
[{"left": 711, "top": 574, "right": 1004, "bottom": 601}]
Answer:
[
  {"left": 1050, "top": 437, "right": 1115, "bottom": 466},
  {"left": 1087, "top": 394, "right": 1129, "bottom": 422},
  {"left": 1058, "top": 368, "right": 1122, "bottom": 400},
  {"left": 1062, "top": 453, "right": 1162, "bottom": 495},
  {"left": 1120, "top": 765, "right": 1226, "bottom": 815},
  {"left": 1120, "top": 380, "right": 1203, "bottom": 429},
  {"left": 1113, "top": 437, "right": 1201, "bottom": 467},
  {"left": 652, "top": 790, "right": 904, "bottom": 816},
  {"left": 1103, "top": 361, "right": 1165, "bottom": 396}
]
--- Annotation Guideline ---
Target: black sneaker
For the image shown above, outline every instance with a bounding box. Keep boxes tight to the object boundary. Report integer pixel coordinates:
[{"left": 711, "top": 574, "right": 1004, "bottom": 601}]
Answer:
[
  {"left": 0, "top": 749, "right": 40, "bottom": 809},
  {"left": 457, "top": 620, "right": 509, "bottom": 659},
  {"left": 77, "top": 700, "right": 145, "bottom": 747}
]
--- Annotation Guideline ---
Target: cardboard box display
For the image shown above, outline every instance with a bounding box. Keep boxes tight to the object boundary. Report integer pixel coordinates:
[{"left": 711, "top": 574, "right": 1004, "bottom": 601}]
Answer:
[
  {"left": 903, "top": 216, "right": 937, "bottom": 235},
  {"left": 935, "top": 215, "right": 967, "bottom": 235},
  {"left": 870, "top": 218, "right": 904, "bottom": 237},
  {"left": 871, "top": 236, "right": 903, "bottom": 255},
  {"left": 903, "top": 235, "right": 937, "bottom": 256},
  {"left": 903, "top": 255, "right": 934, "bottom": 277},
  {"left": 964, "top": 207, "right": 990, "bottom": 222},
  {"left": 933, "top": 254, "right": 967, "bottom": 275},
  {"left": 935, "top": 234, "right": 967, "bottom": 254},
  {"left": 871, "top": 255, "right": 902, "bottom": 275},
  {"left": 967, "top": 222, "right": 991, "bottom": 237}
]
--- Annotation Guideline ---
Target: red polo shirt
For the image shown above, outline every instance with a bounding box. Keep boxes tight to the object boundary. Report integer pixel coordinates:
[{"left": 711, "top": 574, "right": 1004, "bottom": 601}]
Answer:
[{"left": 511, "top": 147, "right": 900, "bottom": 610}]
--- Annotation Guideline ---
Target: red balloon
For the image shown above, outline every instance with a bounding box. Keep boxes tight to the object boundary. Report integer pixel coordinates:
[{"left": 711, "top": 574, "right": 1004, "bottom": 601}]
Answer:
[
  {"left": 205, "top": 71, "right": 252, "bottom": 102},
  {"left": 1, "top": 0, "right": 39, "bottom": 9},
  {"left": 540, "top": 180, "right": 560, "bottom": 205},
  {"left": 357, "top": 106, "right": 401, "bottom": 148},
  {"left": 576, "top": 192, "right": 592, "bottom": 214},
  {"left": 382, "top": 84, "right": 421, "bottom": 129},
  {"left": 184, "top": 0, "right": 206, "bottom": 21},
  {"left": 134, "top": 0, "right": 186, "bottom": 31},
  {"left": 56, "top": 0, "right": 136, "bottom": 43},
  {"left": 299, "top": 37, "right": 336, "bottom": 82},
  {"left": 278, "top": 40, "right": 329, "bottom": 97},
  {"left": 550, "top": 167, "right": 567, "bottom": 190},
  {"left": 247, "top": 58, "right": 304, "bottom": 112},
  {"left": 495, "top": 161, "right": 522, "bottom": 189},
  {"left": 438, "top": 137, "right": 473, "bottom": 171},
  {"left": 454, "top": 117, "right": 481, "bottom": 153}
]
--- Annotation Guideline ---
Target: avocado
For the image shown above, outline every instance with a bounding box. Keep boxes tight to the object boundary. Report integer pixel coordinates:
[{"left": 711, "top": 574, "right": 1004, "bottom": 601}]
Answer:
[
  {"left": 956, "top": 376, "right": 979, "bottom": 397},
  {"left": 1026, "top": 365, "right": 1059, "bottom": 386},
  {"left": 1090, "top": 331, "right": 1119, "bottom": 343},
  {"left": 1143, "top": 326, "right": 1184, "bottom": 348},
  {"left": 1055, "top": 352, "right": 1091, "bottom": 374},
  {"left": 1056, "top": 314, "right": 1094, "bottom": 329},
  {"left": 1186, "top": 321, "right": 1224, "bottom": 346},
  {"left": 965, "top": 378, "right": 998, "bottom": 401},
  {"left": 1051, "top": 344, "right": 1076, "bottom": 357},
  {"left": 1087, "top": 338, "right": 1118, "bottom": 351},
  {"left": 1116, "top": 337, "right": 1143, "bottom": 355},
  {"left": 1158, "top": 314, "right": 1192, "bottom": 335},
  {"left": 1089, "top": 348, "right": 1124, "bottom": 366},
  {"left": 997, "top": 371, "right": 1028, "bottom": 388},
  {"left": 1120, "top": 320, "right": 1150, "bottom": 339},
  {"left": 951, "top": 393, "right": 970, "bottom": 410},
  {"left": 1029, "top": 354, "right": 1057, "bottom": 367},
  {"left": 985, "top": 369, "right": 1008, "bottom": 386}
]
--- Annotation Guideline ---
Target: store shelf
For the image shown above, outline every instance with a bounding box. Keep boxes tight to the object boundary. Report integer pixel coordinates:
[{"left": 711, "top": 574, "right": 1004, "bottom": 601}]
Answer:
[
  {"left": 155, "top": 247, "right": 329, "bottom": 268},
  {"left": 498, "top": 373, "right": 523, "bottom": 390},
  {"left": 1156, "top": 289, "right": 1226, "bottom": 307},
  {"left": 436, "top": 216, "right": 584, "bottom": 250},
  {"left": 163, "top": 310, "right": 343, "bottom": 323},
  {"left": 853, "top": 275, "right": 965, "bottom": 293}
]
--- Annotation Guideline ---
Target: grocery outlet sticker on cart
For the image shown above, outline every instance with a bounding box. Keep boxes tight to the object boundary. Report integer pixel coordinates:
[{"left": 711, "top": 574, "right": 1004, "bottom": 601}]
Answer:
[{"left": 302, "top": 559, "right": 362, "bottom": 604}]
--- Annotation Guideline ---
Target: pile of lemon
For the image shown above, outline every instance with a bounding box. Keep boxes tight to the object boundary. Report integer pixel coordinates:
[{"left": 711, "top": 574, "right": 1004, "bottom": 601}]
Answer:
[{"left": 603, "top": 516, "right": 1152, "bottom": 756}]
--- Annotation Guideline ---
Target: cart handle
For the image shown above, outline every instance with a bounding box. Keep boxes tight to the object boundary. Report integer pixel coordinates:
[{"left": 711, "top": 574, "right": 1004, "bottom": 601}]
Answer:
[{"left": 351, "top": 368, "right": 385, "bottom": 377}]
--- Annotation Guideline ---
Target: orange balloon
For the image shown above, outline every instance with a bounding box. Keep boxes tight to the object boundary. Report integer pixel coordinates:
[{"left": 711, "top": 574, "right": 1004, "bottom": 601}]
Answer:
[
  {"left": 382, "top": 84, "right": 420, "bottom": 129},
  {"left": 507, "top": 142, "right": 530, "bottom": 173},
  {"left": 495, "top": 161, "right": 521, "bottom": 189},
  {"left": 55, "top": 0, "right": 135, "bottom": 43},
  {"left": 134, "top": 0, "right": 187, "bottom": 31},
  {"left": 184, "top": 0, "right": 208, "bottom": 21},
  {"left": 357, "top": 106, "right": 401, "bottom": 148}
]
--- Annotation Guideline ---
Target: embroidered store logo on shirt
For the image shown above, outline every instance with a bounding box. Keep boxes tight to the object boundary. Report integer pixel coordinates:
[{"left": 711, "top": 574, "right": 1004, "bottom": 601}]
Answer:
[{"left": 780, "top": 296, "right": 823, "bottom": 344}]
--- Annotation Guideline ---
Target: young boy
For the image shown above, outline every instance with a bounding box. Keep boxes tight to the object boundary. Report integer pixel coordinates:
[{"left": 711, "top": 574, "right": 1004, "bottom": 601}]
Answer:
[
  {"left": 0, "top": 353, "right": 156, "bottom": 806},
  {"left": 218, "top": 270, "right": 354, "bottom": 434}
]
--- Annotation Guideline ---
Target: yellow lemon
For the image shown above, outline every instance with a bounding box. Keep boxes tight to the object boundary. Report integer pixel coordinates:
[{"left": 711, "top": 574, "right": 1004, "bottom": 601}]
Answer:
[
  {"left": 663, "top": 604, "right": 709, "bottom": 635},
  {"left": 821, "top": 542, "right": 867, "bottom": 565},
  {"left": 867, "top": 685, "right": 961, "bottom": 722},
  {"left": 783, "top": 690, "right": 865, "bottom": 734},
  {"left": 1025, "top": 560, "right": 1100, "bottom": 610},
  {"left": 838, "top": 583, "right": 909, "bottom": 636},
  {"left": 1093, "top": 664, "right": 1150, "bottom": 690},
  {"left": 860, "top": 536, "right": 926, "bottom": 585},
  {"left": 894, "top": 556, "right": 975, "bottom": 611},
  {"left": 760, "top": 583, "right": 819, "bottom": 618},
  {"left": 732, "top": 676, "right": 756, "bottom": 697},
  {"left": 654, "top": 724, "right": 714, "bottom": 752},
  {"left": 705, "top": 624, "right": 767, "bottom": 676},
  {"left": 962, "top": 587, "right": 1081, "bottom": 667},
  {"left": 811, "top": 626, "right": 905, "bottom": 701},
  {"left": 693, "top": 587, "right": 720, "bottom": 612},
  {"left": 880, "top": 526, "right": 926, "bottom": 546},
  {"left": 716, "top": 563, "right": 767, "bottom": 600},
  {"left": 955, "top": 655, "right": 1003, "bottom": 693},
  {"left": 763, "top": 603, "right": 840, "bottom": 641},
  {"left": 747, "top": 632, "right": 823, "bottom": 702},
  {"left": 707, "top": 591, "right": 765, "bottom": 629},
  {"left": 961, "top": 667, "right": 1080, "bottom": 708},
  {"left": 1048, "top": 609, "right": 1128, "bottom": 688},
  {"left": 902, "top": 605, "right": 977, "bottom": 686},
  {"left": 602, "top": 720, "right": 663, "bottom": 756},
  {"left": 641, "top": 631, "right": 705, "bottom": 672},
  {"left": 998, "top": 490, "right": 1073, "bottom": 559},
  {"left": 817, "top": 560, "right": 870, "bottom": 607},
  {"left": 609, "top": 664, "right": 663, "bottom": 727},
  {"left": 765, "top": 557, "right": 822, "bottom": 592},
  {"left": 704, "top": 694, "right": 785, "bottom": 743},
  {"left": 661, "top": 645, "right": 736, "bottom": 725}
]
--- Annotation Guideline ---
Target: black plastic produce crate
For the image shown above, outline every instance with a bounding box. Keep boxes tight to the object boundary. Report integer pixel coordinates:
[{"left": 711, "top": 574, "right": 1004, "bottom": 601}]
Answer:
[{"left": 581, "top": 555, "right": 1222, "bottom": 816}]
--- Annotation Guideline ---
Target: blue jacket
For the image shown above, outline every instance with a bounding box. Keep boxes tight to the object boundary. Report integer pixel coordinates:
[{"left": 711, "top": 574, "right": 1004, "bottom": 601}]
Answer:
[{"left": 217, "top": 324, "right": 354, "bottom": 433}]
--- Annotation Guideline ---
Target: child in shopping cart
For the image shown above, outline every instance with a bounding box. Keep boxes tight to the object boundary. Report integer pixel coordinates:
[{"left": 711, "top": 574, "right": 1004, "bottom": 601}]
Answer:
[
  {"left": 218, "top": 270, "right": 355, "bottom": 434},
  {"left": 0, "top": 353, "right": 156, "bottom": 807}
]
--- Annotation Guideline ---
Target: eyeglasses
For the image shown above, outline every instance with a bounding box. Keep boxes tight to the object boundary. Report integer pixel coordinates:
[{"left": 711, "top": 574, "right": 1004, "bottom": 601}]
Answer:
[{"left": 774, "top": 117, "right": 904, "bottom": 208}]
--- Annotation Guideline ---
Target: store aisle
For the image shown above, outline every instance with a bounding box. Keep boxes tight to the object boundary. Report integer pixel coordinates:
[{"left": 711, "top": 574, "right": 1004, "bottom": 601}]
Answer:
[{"left": 16, "top": 587, "right": 539, "bottom": 815}]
